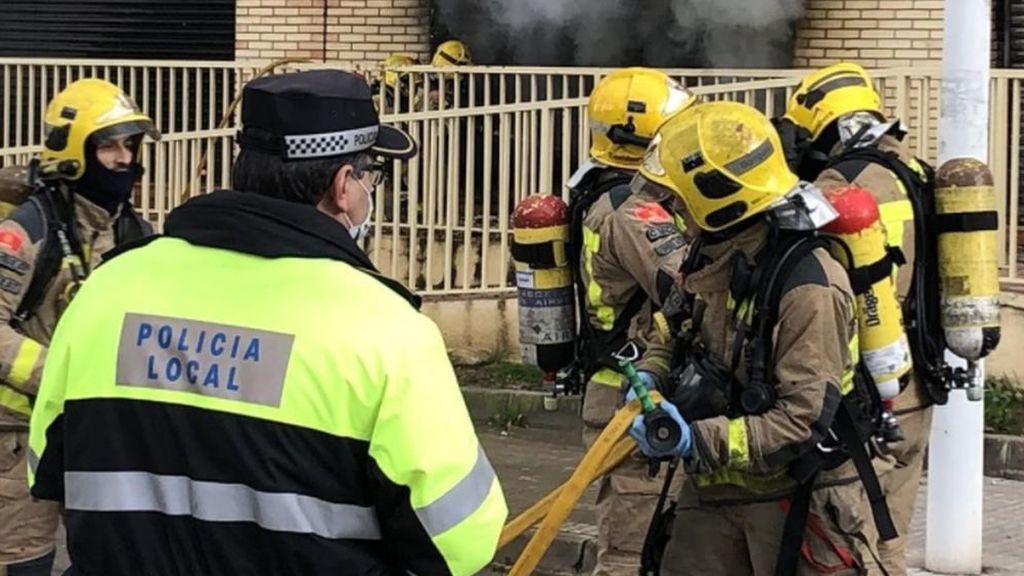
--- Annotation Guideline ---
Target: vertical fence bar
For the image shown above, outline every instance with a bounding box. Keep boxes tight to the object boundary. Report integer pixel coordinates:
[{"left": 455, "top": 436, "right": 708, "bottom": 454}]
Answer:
[
  {"left": 15, "top": 65, "right": 23, "bottom": 148},
  {"left": 1010, "top": 79, "right": 1021, "bottom": 280},
  {"left": 423, "top": 114, "right": 437, "bottom": 291},
  {"left": 481, "top": 76, "right": 495, "bottom": 288},
  {"left": 3, "top": 65, "right": 11, "bottom": 150},
  {"left": 407, "top": 119, "right": 421, "bottom": 289},
  {"left": 463, "top": 111, "right": 476, "bottom": 290},
  {"left": 991, "top": 76, "right": 1008, "bottom": 271},
  {"left": 27, "top": 66, "right": 36, "bottom": 147},
  {"left": 443, "top": 113, "right": 457, "bottom": 291}
]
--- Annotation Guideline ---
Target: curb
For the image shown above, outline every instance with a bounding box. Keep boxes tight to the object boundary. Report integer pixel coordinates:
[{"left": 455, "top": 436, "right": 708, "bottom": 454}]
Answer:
[
  {"left": 462, "top": 386, "right": 582, "bottom": 422},
  {"left": 984, "top": 434, "right": 1024, "bottom": 481}
]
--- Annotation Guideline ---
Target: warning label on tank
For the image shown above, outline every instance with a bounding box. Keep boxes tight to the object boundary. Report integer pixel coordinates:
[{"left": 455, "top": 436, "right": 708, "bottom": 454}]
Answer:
[
  {"left": 518, "top": 287, "right": 573, "bottom": 308},
  {"left": 518, "top": 286, "right": 575, "bottom": 345}
]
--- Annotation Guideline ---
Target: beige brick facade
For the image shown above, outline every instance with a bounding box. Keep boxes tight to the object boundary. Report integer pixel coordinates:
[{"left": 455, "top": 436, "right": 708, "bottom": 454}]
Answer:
[
  {"left": 795, "top": 0, "right": 946, "bottom": 159},
  {"left": 795, "top": 0, "right": 944, "bottom": 68},
  {"left": 236, "top": 0, "right": 432, "bottom": 69}
]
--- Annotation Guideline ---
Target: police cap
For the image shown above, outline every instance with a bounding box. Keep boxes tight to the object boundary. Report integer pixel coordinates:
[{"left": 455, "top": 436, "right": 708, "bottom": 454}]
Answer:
[{"left": 237, "top": 69, "right": 417, "bottom": 161}]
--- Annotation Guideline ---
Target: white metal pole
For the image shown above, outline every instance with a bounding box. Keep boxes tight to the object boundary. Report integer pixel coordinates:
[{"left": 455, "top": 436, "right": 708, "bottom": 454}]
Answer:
[{"left": 927, "top": 0, "right": 989, "bottom": 573}]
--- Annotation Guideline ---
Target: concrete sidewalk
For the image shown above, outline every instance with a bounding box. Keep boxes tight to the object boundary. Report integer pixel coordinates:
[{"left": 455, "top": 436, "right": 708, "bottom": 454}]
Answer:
[{"left": 480, "top": 409, "right": 1024, "bottom": 576}]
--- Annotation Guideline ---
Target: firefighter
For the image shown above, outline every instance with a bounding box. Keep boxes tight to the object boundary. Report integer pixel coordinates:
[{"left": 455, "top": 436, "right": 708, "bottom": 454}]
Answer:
[
  {"left": 633, "top": 101, "right": 885, "bottom": 575},
  {"left": 0, "top": 78, "right": 157, "bottom": 576},
  {"left": 568, "top": 67, "right": 695, "bottom": 576},
  {"left": 432, "top": 40, "right": 472, "bottom": 67},
  {"left": 420, "top": 39, "right": 473, "bottom": 112},
  {"left": 781, "top": 62, "right": 932, "bottom": 574},
  {"left": 27, "top": 69, "right": 507, "bottom": 576},
  {"left": 372, "top": 53, "right": 418, "bottom": 114}
]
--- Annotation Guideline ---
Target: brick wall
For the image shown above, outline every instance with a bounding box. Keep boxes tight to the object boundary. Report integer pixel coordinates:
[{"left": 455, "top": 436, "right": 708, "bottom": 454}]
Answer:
[
  {"left": 236, "top": 0, "right": 432, "bottom": 69},
  {"left": 794, "top": 0, "right": 945, "bottom": 68},
  {"left": 793, "top": 0, "right": 945, "bottom": 160}
]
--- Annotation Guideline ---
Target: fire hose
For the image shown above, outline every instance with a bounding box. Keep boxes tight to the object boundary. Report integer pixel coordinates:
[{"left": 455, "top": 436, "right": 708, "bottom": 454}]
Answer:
[
  {"left": 499, "top": 343, "right": 682, "bottom": 575},
  {"left": 499, "top": 398, "right": 645, "bottom": 576}
]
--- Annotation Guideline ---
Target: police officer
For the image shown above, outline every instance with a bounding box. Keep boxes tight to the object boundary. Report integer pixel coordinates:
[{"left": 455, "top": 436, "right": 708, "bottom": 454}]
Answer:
[
  {"left": 28, "top": 69, "right": 507, "bottom": 576},
  {"left": 631, "top": 101, "right": 884, "bottom": 575},
  {"left": 781, "top": 63, "right": 931, "bottom": 575},
  {"left": 569, "top": 67, "right": 695, "bottom": 576},
  {"left": 0, "top": 78, "right": 157, "bottom": 576}
]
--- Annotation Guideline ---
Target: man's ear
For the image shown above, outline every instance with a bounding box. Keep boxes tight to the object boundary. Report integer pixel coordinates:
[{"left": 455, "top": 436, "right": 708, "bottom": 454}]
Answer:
[{"left": 321, "top": 164, "right": 353, "bottom": 215}]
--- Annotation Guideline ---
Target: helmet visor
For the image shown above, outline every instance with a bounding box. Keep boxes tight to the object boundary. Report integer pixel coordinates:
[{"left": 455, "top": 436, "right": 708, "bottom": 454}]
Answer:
[{"left": 91, "top": 119, "right": 162, "bottom": 145}]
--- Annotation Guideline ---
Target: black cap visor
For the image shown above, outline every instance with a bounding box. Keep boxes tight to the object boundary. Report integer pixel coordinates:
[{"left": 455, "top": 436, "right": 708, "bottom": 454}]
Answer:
[{"left": 373, "top": 123, "right": 417, "bottom": 160}]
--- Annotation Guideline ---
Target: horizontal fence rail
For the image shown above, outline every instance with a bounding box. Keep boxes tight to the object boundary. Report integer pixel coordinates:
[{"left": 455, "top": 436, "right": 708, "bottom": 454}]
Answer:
[{"left": 0, "top": 59, "right": 1021, "bottom": 293}]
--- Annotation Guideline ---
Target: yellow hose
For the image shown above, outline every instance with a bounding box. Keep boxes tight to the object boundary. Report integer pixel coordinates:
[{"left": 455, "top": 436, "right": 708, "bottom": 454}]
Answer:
[
  {"left": 497, "top": 436, "right": 635, "bottom": 549},
  {"left": 506, "top": 393, "right": 661, "bottom": 575}
]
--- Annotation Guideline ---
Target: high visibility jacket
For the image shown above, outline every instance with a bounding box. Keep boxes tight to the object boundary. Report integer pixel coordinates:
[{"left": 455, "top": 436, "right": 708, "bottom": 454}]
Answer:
[{"left": 28, "top": 191, "right": 507, "bottom": 576}]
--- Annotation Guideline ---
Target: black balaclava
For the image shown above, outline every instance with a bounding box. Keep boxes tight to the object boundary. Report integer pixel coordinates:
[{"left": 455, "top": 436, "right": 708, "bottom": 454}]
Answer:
[
  {"left": 795, "top": 122, "right": 840, "bottom": 182},
  {"left": 75, "top": 136, "right": 141, "bottom": 215}
]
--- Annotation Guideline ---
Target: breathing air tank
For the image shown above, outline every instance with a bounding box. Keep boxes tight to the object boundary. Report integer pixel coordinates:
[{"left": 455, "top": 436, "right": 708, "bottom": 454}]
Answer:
[
  {"left": 934, "top": 159, "right": 1001, "bottom": 364},
  {"left": 823, "top": 184, "right": 913, "bottom": 402},
  {"left": 511, "top": 195, "right": 575, "bottom": 375}
]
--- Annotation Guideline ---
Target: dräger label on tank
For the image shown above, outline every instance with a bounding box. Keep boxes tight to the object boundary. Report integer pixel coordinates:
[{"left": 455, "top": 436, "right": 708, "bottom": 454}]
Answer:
[{"left": 116, "top": 313, "right": 295, "bottom": 407}]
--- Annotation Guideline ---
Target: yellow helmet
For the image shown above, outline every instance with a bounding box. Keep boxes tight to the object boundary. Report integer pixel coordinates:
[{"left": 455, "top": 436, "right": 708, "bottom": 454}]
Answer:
[
  {"left": 383, "top": 54, "right": 417, "bottom": 89},
  {"left": 784, "top": 62, "right": 882, "bottom": 141},
  {"left": 431, "top": 40, "right": 472, "bottom": 67},
  {"left": 41, "top": 78, "right": 160, "bottom": 180},
  {"left": 588, "top": 67, "right": 695, "bottom": 170},
  {"left": 658, "top": 101, "right": 798, "bottom": 232}
]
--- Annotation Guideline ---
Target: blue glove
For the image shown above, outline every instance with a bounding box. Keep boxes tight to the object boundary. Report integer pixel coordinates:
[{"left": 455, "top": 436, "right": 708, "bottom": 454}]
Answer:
[
  {"left": 624, "top": 370, "right": 658, "bottom": 404},
  {"left": 628, "top": 400, "right": 693, "bottom": 459}
]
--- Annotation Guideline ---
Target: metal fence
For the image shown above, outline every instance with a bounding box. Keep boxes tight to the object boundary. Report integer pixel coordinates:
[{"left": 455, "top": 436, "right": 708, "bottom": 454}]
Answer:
[{"left": 1, "top": 59, "right": 1021, "bottom": 294}]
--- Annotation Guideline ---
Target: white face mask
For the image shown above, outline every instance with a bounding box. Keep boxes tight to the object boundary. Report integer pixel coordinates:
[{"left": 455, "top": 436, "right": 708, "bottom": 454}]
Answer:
[{"left": 346, "top": 176, "right": 375, "bottom": 242}]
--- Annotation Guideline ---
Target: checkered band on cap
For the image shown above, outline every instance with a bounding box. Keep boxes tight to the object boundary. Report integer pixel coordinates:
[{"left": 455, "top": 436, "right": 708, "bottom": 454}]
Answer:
[{"left": 283, "top": 126, "right": 379, "bottom": 159}]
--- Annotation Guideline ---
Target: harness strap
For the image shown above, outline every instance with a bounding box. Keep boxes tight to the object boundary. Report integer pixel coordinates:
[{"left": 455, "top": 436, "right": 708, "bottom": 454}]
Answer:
[
  {"left": 510, "top": 241, "right": 559, "bottom": 268},
  {"left": 640, "top": 458, "right": 681, "bottom": 576},
  {"left": 846, "top": 251, "right": 896, "bottom": 295},
  {"left": 934, "top": 211, "right": 998, "bottom": 234},
  {"left": 834, "top": 402, "right": 898, "bottom": 541},
  {"left": 775, "top": 473, "right": 817, "bottom": 576}
]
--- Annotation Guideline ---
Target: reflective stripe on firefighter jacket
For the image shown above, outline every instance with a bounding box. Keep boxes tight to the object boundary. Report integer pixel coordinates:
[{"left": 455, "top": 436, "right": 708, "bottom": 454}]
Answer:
[
  {"left": 578, "top": 182, "right": 687, "bottom": 387},
  {"left": 814, "top": 132, "right": 928, "bottom": 413},
  {"left": 681, "top": 221, "right": 860, "bottom": 502},
  {"left": 28, "top": 191, "right": 507, "bottom": 576}
]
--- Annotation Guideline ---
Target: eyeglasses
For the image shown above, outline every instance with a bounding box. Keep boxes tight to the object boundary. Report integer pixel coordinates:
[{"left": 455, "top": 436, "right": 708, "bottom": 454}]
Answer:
[{"left": 368, "top": 160, "right": 387, "bottom": 188}]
